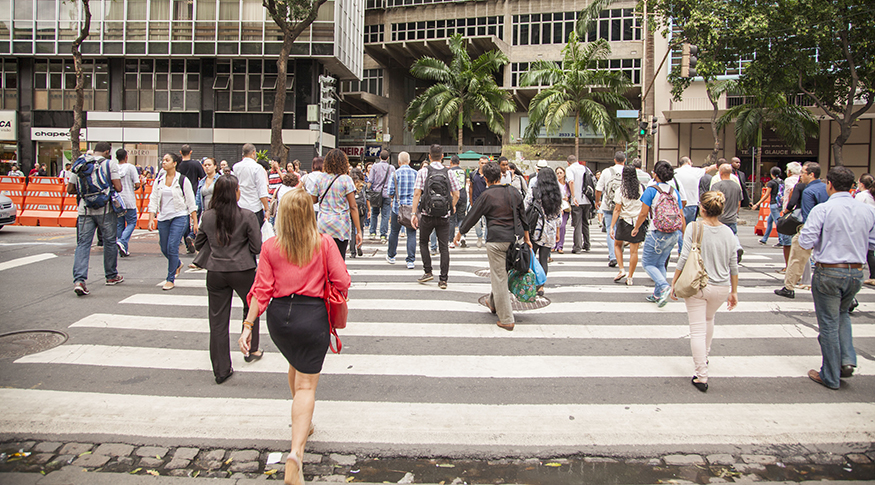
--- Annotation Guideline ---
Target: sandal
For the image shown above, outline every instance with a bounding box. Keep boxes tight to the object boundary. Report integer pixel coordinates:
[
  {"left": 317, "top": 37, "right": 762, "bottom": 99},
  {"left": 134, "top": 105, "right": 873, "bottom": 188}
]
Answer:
[
  {"left": 176, "top": 262, "right": 183, "bottom": 277},
  {"left": 613, "top": 272, "right": 626, "bottom": 282},
  {"left": 625, "top": 278, "right": 633, "bottom": 286},
  {"left": 557, "top": 249, "right": 564, "bottom": 254},
  {"left": 285, "top": 452, "right": 304, "bottom": 485}
]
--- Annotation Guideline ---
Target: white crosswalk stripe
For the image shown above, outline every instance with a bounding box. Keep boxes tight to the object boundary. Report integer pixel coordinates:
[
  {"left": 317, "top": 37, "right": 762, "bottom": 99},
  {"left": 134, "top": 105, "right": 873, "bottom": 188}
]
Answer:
[{"left": 9, "top": 227, "right": 874, "bottom": 452}]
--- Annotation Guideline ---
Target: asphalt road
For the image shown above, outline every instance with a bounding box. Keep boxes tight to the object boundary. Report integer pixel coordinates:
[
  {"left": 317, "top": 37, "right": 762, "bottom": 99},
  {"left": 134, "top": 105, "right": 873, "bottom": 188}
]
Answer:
[{"left": 0, "top": 211, "right": 872, "bottom": 459}]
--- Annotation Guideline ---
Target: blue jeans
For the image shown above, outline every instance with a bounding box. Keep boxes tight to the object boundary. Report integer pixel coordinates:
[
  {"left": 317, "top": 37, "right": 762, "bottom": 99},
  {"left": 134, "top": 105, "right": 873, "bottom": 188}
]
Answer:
[
  {"left": 683, "top": 205, "right": 698, "bottom": 225},
  {"left": 116, "top": 208, "right": 138, "bottom": 251},
  {"left": 387, "top": 211, "right": 416, "bottom": 264},
  {"left": 157, "top": 215, "right": 188, "bottom": 283},
  {"left": 811, "top": 266, "right": 861, "bottom": 388},
  {"left": 369, "top": 197, "right": 391, "bottom": 237},
  {"left": 73, "top": 211, "right": 119, "bottom": 283},
  {"left": 642, "top": 230, "right": 679, "bottom": 297},
  {"left": 760, "top": 204, "right": 780, "bottom": 243},
  {"left": 602, "top": 210, "right": 615, "bottom": 261}
]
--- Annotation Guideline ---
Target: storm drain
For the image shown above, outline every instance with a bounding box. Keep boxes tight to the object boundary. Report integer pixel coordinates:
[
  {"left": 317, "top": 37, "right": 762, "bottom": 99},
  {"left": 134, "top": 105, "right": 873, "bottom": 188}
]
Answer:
[
  {"left": 478, "top": 294, "right": 551, "bottom": 311},
  {"left": 0, "top": 330, "right": 68, "bottom": 360}
]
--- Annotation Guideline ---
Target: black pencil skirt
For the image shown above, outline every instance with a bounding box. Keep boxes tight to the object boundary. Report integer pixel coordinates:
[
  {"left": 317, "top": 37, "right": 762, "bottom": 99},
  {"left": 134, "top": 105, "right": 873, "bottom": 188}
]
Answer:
[{"left": 266, "top": 294, "right": 330, "bottom": 374}]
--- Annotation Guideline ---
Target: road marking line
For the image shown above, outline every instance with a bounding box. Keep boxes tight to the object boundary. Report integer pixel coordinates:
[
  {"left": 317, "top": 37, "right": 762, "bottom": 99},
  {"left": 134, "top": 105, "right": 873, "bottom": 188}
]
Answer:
[
  {"left": 1, "top": 389, "right": 871, "bottom": 446},
  {"left": 0, "top": 253, "right": 57, "bottom": 271},
  {"left": 13, "top": 345, "right": 873, "bottom": 378},
  {"left": 119, "top": 294, "right": 858, "bottom": 313},
  {"left": 71, "top": 313, "right": 861, "bottom": 339}
]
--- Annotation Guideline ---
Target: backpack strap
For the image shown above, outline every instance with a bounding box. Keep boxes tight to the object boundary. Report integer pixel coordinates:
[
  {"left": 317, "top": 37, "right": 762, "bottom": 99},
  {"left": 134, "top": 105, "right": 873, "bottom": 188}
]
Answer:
[{"left": 319, "top": 174, "right": 342, "bottom": 207}]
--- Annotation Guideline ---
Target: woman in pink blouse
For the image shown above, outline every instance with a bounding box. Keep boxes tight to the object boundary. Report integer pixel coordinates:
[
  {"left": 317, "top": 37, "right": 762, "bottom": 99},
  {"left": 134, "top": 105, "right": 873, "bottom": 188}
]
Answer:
[{"left": 239, "top": 189, "right": 350, "bottom": 485}]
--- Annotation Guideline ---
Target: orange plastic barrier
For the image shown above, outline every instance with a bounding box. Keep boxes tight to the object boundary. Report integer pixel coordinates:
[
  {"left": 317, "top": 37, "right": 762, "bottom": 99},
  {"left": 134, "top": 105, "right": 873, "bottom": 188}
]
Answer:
[
  {"left": 753, "top": 187, "right": 778, "bottom": 237},
  {"left": 57, "top": 195, "right": 79, "bottom": 228},
  {"left": 136, "top": 180, "right": 154, "bottom": 229},
  {"left": 18, "top": 177, "right": 67, "bottom": 226},
  {"left": 0, "top": 175, "right": 26, "bottom": 224}
]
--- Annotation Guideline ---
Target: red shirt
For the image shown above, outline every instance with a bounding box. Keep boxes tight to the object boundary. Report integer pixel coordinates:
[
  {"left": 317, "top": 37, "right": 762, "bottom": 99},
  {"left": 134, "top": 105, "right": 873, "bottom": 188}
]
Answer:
[{"left": 248, "top": 234, "right": 351, "bottom": 315}]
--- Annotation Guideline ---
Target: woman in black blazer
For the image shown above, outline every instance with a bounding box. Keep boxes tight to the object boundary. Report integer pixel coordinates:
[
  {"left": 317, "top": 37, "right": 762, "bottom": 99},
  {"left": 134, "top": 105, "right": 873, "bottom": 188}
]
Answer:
[{"left": 193, "top": 175, "right": 263, "bottom": 384}]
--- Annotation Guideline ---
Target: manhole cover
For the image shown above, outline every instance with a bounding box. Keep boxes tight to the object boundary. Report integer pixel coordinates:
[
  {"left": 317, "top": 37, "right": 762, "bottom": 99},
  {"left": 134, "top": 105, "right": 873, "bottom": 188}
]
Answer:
[
  {"left": 0, "top": 330, "right": 68, "bottom": 360},
  {"left": 478, "top": 295, "right": 551, "bottom": 311},
  {"left": 474, "top": 268, "right": 491, "bottom": 277}
]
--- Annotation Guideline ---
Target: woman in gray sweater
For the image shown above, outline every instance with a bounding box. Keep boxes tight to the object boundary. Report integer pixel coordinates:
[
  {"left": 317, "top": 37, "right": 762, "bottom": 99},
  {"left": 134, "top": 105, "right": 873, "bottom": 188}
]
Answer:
[{"left": 670, "top": 191, "right": 739, "bottom": 392}]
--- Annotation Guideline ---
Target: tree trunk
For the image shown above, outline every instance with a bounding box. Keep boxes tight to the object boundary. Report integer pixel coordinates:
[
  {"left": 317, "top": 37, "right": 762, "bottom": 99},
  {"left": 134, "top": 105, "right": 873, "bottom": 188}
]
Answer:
[
  {"left": 755, "top": 122, "right": 763, "bottom": 196},
  {"left": 271, "top": 31, "right": 293, "bottom": 165},
  {"left": 457, "top": 110, "right": 464, "bottom": 155},
  {"left": 70, "top": 0, "right": 91, "bottom": 161},
  {"left": 574, "top": 112, "right": 580, "bottom": 160},
  {"left": 832, "top": 124, "right": 851, "bottom": 166},
  {"left": 706, "top": 81, "right": 720, "bottom": 163}
]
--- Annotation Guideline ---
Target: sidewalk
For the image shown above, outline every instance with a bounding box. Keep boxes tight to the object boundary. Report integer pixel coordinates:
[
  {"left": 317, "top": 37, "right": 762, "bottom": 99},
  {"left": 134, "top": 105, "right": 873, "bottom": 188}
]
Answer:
[{"left": 2, "top": 438, "right": 873, "bottom": 484}]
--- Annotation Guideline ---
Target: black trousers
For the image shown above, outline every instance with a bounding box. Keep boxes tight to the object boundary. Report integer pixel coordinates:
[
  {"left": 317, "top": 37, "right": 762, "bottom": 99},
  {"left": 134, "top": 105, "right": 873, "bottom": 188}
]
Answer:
[
  {"left": 419, "top": 214, "right": 450, "bottom": 281},
  {"left": 534, "top": 243, "right": 550, "bottom": 277},
  {"left": 570, "top": 204, "right": 591, "bottom": 251},
  {"left": 206, "top": 268, "right": 259, "bottom": 378}
]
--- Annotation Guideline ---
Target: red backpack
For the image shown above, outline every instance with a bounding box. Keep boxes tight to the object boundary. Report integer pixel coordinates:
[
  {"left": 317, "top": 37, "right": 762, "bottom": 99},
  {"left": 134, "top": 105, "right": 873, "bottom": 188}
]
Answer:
[{"left": 651, "top": 185, "right": 684, "bottom": 232}]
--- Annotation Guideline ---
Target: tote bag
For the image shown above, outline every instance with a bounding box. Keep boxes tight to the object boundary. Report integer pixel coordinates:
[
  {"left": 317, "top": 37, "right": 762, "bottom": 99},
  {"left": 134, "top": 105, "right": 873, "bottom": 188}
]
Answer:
[{"left": 674, "top": 221, "right": 709, "bottom": 298}]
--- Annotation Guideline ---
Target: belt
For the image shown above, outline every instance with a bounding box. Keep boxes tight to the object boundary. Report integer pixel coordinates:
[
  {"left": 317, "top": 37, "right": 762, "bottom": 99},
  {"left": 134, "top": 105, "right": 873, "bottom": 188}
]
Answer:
[{"left": 815, "top": 263, "right": 863, "bottom": 269}]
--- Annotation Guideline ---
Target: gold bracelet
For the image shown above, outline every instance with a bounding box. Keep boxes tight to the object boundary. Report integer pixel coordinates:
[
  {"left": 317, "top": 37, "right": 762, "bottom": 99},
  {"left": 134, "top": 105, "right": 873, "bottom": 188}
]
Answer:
[{"left": 242, "top": 321, "right": 254, "bottom": 329}]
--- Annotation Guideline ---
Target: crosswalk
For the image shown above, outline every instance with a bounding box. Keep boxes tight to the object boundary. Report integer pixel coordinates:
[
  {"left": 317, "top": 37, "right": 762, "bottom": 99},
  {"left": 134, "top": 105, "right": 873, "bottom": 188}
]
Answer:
[{"left": 5, "top": 224, "right": 875, "bottom": 453}]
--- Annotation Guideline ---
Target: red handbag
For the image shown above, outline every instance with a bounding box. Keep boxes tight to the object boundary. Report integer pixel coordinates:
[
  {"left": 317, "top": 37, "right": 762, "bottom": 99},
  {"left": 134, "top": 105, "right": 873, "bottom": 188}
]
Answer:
[{"left": 321, "top": 239, "right": 348, "bottom": 353}]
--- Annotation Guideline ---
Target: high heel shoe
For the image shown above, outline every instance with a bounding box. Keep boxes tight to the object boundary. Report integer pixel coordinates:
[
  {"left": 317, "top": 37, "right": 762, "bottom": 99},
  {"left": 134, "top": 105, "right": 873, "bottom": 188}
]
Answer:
[
  {"left": 285, "top": 452, "right": 304, "bottom": 485},
  {"left": 691, "top": 376, "right": 708, "bottom": 393}
]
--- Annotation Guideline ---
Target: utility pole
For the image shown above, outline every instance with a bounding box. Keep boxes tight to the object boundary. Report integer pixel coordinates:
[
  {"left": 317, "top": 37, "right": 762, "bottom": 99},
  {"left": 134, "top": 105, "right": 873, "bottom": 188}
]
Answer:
[{"left": 638, "top": 0, "right": 648, "bottom": 169}]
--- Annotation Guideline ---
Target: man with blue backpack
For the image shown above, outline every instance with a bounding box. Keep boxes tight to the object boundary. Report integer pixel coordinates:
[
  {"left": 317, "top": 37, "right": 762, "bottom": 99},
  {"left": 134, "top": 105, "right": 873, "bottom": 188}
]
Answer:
[{"left": 67, "top": 142, "right": 124, "bottom": 296}]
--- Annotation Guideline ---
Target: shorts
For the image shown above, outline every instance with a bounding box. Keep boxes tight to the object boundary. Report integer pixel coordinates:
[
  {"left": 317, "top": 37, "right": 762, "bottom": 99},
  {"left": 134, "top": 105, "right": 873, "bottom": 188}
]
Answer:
[
  {"left": 615, "top": 218, "right": 647, "bottom": 244},
  {"left": 266, "top": 294, "right": 330, "bottom": 374}
]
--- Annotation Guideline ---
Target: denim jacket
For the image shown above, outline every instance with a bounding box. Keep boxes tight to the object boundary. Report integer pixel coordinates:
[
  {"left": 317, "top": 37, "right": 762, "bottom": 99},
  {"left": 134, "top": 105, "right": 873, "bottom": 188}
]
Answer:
[{"left": 195, "top": 173, "right": 221, "bottom": 212}]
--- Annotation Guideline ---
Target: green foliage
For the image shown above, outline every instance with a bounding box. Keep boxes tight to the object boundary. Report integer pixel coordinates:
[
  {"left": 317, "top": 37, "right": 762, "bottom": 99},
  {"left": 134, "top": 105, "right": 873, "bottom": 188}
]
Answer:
[
  {"left": 255, "top": 150, "right": 270, "bottom": 163},
  {"left": 405, "top": 34, "right": 515, "bottom": 143},
  {"left": 519, "top": 31, "right": 632, "bottom": 144},
  {"left": 716, "top": 80, "right": 818, "bottom": 154}
]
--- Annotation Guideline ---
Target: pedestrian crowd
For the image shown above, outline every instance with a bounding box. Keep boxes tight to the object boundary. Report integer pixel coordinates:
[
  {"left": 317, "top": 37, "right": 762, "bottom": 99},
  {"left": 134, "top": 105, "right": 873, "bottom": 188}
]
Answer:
[{"left": 64, "top": 142, "right": 874, "bottom": 483}]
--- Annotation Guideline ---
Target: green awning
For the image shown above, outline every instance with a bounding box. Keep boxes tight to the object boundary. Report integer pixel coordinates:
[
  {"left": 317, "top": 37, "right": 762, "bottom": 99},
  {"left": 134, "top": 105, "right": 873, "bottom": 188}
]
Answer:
[{"left": 451, "top": 150, "right": 486, "bottom": 160}]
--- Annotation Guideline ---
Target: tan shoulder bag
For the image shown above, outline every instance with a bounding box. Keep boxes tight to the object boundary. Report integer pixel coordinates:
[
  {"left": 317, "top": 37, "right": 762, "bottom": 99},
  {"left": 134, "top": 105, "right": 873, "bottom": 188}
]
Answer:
[{"left": 674, "top": 221, "right": 709, "bottom": 298}]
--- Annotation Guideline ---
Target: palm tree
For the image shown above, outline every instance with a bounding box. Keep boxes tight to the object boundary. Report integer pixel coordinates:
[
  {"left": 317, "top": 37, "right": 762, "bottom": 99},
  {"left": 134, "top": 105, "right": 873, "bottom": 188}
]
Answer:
[
  {"left": 717, "top": 81, "right": 818, "bottom": 187},
  {"left": 520, "top": 32, "right": 632, "bottom": 159},
  {"left": 406, "top": 34, "right": 515, "bottom": 154}
]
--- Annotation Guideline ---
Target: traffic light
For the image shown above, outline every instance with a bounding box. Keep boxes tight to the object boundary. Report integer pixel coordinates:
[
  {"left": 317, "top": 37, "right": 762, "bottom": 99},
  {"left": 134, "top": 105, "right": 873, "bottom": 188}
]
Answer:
[
  {"left": 681, "top": 43, "right": 699, "bottom": 78},
  {"left": 650, "top": 116, "right": 658, "bottom": 135},
  {"left": 638, "top": 120, "right": 648, "bottom": 137},
  {"left": 319, "top": 75, "right": 336, "bottom": 122}
]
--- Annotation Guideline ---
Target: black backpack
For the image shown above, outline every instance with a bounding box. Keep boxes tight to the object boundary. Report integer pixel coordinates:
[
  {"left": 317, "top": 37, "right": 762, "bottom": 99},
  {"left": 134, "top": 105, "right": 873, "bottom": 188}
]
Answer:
[
  {"left": 525, "top": 184, "right": 545, "bottom": 239},
  {"left": 420, "top": 165, "right": 452, "bottom": 217}
]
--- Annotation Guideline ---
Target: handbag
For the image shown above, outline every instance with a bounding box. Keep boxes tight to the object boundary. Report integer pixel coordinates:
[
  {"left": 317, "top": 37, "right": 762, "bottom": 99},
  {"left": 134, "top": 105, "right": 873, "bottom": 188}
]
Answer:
[
  {"left": 508, "top": 269, "right": 538, "bottom": 302},
  {"left": 321, "top": 238, "right": 348, "bottom": 353},
  {"left": 561, "top": 199, "right": 571, "bottom": 213},
  {"left": 261, "top": 220, "right": 275, "bottom": 241},
  {"left": 505, "top": 187, "right": 531, "bottom": 273},
  {"left": 366, "top": 164, "right": 390, "bottom": 205},
  {"left": 776, "top": 208, "right": 803, "bottom": 236},
  {"left": 674, "top": 221, "right": 709, "bottom": 298},
  {"left": 530, "top": 249, "right": 547, "bottom": 287},
  {"left": 398, "top": 204, "right": 415, "bottom": 230}
]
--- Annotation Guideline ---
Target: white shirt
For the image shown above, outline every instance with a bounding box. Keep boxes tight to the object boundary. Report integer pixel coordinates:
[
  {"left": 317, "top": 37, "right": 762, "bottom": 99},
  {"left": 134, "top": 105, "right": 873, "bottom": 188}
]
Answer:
[
  {"left": 674, "top": 164, "right": 706, "bottom": 206},
  {"left": 232, "top": 157, "right": 269, "bottom": 213},
  {"left": 565, "top": 162, "right": 591, "bottom": 205},
  {"left": 117, "top": 163, "right": 139, "bottom": 208},
  {"left": 595, "top": 163, "right": 625, "bottom": 211},
  {"left": 855, "top": 190, "right": 875, "bottom": 207}
]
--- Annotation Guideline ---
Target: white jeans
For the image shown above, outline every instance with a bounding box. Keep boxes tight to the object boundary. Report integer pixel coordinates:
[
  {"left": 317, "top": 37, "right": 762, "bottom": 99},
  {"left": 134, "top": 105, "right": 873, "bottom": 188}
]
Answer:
[{"left": 683, "top": 284, "right": 731, "bottom": 382}]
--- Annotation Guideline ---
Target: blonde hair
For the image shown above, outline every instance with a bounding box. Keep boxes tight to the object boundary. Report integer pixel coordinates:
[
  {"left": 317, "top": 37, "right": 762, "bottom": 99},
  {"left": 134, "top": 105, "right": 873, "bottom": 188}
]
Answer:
[
  {"left": 274, "top": 189, "right": 320, "bottom": 266},
  {"left": 700, "top": 190, "right": 726, "bottom": 218}
]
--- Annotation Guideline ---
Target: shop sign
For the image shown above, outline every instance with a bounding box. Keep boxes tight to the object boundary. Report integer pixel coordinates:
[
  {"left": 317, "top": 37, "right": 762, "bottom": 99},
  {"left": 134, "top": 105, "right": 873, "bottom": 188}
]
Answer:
[
  {"left": 31, "top": 128, "right": 87, "bottom": 142},
  {"left": 340, "top": 146, "right": 364, "bottom": 157},
  {"left": 0, "top": 111, "right": 16, "bottom": 141},
  {"left": 365, "top": 145, "right": 382, "bottom": 158}
]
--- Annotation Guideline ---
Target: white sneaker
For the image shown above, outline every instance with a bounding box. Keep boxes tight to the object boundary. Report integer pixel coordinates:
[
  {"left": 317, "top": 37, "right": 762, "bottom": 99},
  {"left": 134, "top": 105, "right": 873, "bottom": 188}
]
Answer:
[
  {"left": 407, "top": 261, "right": 415, "bottom": 269},
  {"left": 385, "top": 254, "right": 395, "bottom": 264},
  {"left": 476, "top": 237, "right": 483, "bottom": 248}
]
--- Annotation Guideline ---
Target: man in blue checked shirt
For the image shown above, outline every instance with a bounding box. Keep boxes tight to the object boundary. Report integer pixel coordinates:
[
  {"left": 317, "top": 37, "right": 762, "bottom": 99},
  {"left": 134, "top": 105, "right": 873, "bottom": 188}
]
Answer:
[
  {"left": 799, "top": 166, "right": 875, "bottom": 390},
  {"left": 386, "top": 152, "right": 418, "bottom": 269}
]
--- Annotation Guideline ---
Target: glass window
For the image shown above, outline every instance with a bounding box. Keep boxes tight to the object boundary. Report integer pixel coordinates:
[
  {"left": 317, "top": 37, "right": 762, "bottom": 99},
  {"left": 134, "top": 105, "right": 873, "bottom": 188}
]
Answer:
[
  {"left": 151, "top": 0, "right": 171, "bottom": 20},
  {"left": 173, "top": 0, "right": 193, "bottom": 20},
  {"left": 197, "top": 0, "right": 216, "bottom": 20},
  {"left": 128, "top": 0, "right": 148, "bottom": 20},
  {"left": 218, "top": 0, "right": 238, "bottom": 20}
]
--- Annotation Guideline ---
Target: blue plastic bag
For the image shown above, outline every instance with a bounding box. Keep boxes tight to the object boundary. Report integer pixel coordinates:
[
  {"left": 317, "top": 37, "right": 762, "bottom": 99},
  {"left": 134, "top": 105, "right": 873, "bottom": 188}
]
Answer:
[{"left": 530, "top": 249, "right": 546, "bottom": 286}]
